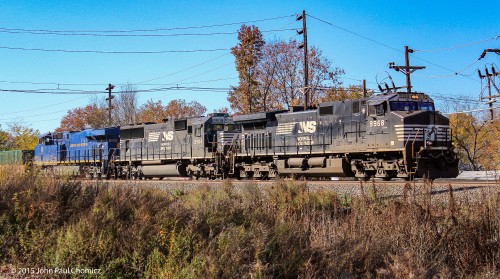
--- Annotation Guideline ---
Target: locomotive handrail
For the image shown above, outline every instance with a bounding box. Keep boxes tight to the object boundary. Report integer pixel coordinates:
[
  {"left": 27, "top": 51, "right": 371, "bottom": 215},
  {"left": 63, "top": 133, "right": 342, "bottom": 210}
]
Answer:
[
  {"left": 404, "top": 129, "right": 415, "bottom": 148},
  {"left": 411, "top": 129, "right": 421, "bottom": 159}
]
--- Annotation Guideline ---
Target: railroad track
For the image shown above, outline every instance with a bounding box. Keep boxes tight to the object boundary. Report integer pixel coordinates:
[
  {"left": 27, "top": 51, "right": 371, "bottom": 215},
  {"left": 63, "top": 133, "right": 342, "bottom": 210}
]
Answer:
[
  {"left": 80, "top": 178, "right": 498, "bottom": 203},
  {"left": 82, "top": 177, "right": 498, "bottom": 186}
]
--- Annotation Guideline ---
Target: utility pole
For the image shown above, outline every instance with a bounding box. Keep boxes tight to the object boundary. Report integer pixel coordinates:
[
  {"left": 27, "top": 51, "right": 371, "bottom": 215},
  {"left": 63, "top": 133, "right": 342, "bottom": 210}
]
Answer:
[
  {"left": 389, "top": 46, "right": 425, "bottom": 93},
  {"left": 105, "top": 83, "right": 115, "bottom": 126},
  {"left": 362, "top": 79, "right": 367, "bottom": 98},
  {"left": 478, "top": 48, "right": 500, "bottom": 121},
  {"left": 297, "top": 10, "right": 309, "bottom": 109},
  {"left": 478, "top": 66, "right": 499, "bottom": 121}
]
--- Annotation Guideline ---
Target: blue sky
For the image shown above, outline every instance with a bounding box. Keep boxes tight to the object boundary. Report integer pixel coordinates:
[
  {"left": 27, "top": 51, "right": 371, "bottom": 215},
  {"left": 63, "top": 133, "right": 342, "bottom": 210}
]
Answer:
[{"left": 0, "top": 1, "right": 498, "bottom": 133}]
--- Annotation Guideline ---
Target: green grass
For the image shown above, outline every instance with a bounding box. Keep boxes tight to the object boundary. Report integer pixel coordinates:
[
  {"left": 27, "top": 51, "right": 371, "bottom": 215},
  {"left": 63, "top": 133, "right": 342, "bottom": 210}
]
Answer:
[{"left": 0, "top": 166, "right": 499, "bottom": 278}]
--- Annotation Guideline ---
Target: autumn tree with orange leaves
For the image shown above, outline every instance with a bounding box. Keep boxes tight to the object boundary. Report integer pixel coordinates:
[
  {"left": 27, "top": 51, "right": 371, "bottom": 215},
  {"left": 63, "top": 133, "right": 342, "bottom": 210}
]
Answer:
[
  {"left": 57, "top": 104, "right": 108, "bottom": 132},
  {"left": 446, "top": 97, "right": 500, "bottom": 170},
  {"left": 228, "top": 25, "right": 265, "bottom": 114},
  {"left": 321, "top": 84, "right": 372, "bottom": 102},
  {"left": 136, "top": 99, "right": 206, "bottom": 123}
]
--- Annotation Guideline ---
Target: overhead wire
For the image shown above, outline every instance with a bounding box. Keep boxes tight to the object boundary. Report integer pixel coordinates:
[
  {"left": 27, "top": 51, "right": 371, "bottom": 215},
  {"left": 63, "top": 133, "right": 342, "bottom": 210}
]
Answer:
[
  {"left": 0, "top": 76, "right": 239, "bottom": 88},
  {"left": 442, "top": 106, "right": 500, "bottom": 115},
  {"left": 0, "top": 15, "right": 294, "bottom": 33},
  {"left": 0, "top": 95, "right": 88, "bottom": 116},
  {"left": 413, "top": 58, "right": 481, "bottom": 78},
  {"left": 139, "top": 17, "right": 299, "bottom": 98},
  {"left": 0, "top": 46, "right": 229, "bottom": 54},
  {"left": 134, "top": 53, "right": 231, "bottom": 84},
  {"left": 414, "top": 35, "right": 500, "bottom": 53},
  {"left": 0, "top": 28, "right": 295, "bottom": 37},
  {"left": 307, "top": 13, "right": 480, "bottom": 82},
  {"left": 0, "top": 15, "right": 298, "bottom": 124}
]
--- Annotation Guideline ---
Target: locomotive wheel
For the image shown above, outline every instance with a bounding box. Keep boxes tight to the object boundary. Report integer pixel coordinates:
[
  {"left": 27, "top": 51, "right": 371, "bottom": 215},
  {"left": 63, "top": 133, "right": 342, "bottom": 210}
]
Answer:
[
  {"left": 356, "top": 176, "right": 370, "bottom": 181},
  {"left": 244, "top": 171, "right": 254, "bottom": 180}
]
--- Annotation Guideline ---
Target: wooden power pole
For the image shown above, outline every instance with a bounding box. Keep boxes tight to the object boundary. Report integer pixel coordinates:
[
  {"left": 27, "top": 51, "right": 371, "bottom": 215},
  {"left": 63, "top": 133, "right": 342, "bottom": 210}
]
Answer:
[
  {"left": 389, "top": 46, "right": 425, "bottom": 93},
  {"left": 297, "top": 10, "right": 309, "bottom": 109},
  {"left": 105, "top": 83, "right": 115, "bottom": 126}
]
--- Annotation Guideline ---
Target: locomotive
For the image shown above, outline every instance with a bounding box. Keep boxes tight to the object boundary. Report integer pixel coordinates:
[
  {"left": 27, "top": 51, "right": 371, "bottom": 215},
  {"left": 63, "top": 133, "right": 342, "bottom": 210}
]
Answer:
[
  {"left": 34, "top": 91, "right": 459, "bottom": 180},
  {"left": 34, "top": 127, "right": 120, "bottom": 178}
]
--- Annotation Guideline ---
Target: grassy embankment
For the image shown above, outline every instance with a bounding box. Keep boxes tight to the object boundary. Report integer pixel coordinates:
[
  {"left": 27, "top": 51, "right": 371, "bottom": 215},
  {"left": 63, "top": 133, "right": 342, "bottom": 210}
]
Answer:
[{"left": 0, "top": 166, "right": 499, "bottom": 278}]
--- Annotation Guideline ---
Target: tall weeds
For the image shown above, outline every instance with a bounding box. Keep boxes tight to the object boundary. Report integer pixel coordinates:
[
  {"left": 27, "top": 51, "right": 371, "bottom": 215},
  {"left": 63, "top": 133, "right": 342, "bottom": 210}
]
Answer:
[{"left": 0, "top": 167, "right": 499, "bottom": 278}]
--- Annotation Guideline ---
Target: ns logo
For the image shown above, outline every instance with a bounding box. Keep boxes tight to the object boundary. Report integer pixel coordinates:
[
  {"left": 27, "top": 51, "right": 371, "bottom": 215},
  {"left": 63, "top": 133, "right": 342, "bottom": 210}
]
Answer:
[
  {"left": 149, "top": 130, "right": 175, "bottom": 142},
  {"left": 296, "top": 121, "right": 317, "bottom": 134},
  {"left": 162, "top": 131, "right": 174, "bottom": 141}
]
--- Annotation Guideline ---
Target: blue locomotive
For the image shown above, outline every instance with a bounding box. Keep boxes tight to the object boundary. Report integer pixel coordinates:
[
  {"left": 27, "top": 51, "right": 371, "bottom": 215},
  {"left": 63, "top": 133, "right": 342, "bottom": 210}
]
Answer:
[{"left": 34, "top": 127, "right": 120, "bottom": 178}]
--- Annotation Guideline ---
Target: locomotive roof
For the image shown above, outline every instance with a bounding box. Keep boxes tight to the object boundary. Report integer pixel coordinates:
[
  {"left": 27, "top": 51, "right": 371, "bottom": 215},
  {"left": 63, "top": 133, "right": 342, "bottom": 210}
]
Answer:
[
  {"left": 40, "top": 126, "right": 119, "bottom": 138},
  {"left": 367, "top": 92, "right": 433, "bottom": 102},
  {"left": 191, "top": 116, "right": 211, "bottom": 125},
  {"left": 233, "top": 110, "right": 287, "bottom": 123}
]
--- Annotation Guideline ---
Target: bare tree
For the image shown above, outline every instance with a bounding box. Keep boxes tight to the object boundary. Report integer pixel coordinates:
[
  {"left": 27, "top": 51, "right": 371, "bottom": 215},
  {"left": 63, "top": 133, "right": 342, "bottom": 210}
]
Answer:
[
  {"left": 231, "top": 39, "right": 344, "bottom": 113},
  {"left": 113, "top": 83, "right": 139, "bottom": 126}
]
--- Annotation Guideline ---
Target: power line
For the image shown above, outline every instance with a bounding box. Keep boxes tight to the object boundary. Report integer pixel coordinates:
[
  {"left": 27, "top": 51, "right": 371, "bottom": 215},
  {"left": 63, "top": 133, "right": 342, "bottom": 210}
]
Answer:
[
  {"left": 1, "top": 118, "right": 61, "bottom": 125},
  {"left": 414, "top": 35, "right": 500, "bottom": 53},
  {"left": 0, "top": 88, "right": 104, "bottom": 94},
  {"left": 0, "top": 86, "right": 233, "bottom": 95},
  {"left": 0, "top": 15, "right": 294, "bottom": 34},
  {"left": 0, "top": 108, "right": 70, "bottom": 121},
  {"left": 307, "top": 14, "right": 401, "bottom": 53},
  {"left": 307, "top": 13, "right": 480, "bottom": 83},
  {"left": 0, "top": 28, "right": 295, "bottom": 37},
  {"left": 0, "top": 76, "right": 238, "bottom": 87},
  {"left": 0, "top": 45, "right": 229, "bottom": 54},
  {"left": 339, "top": 76, "right": 378, "bottom": 85},
  {"left": 134, "top": 18, "right": 297, "bottom": 85},
  {"left": 442, "top": 106, "right": 500, "bottom": 115},
  {"left": 413, "top": 57, "right": 481, "bottom": 79},
  {"left": 135, "top": 53, "right": 231, "bottom": 84},
  {"left": 0, "top": 95, "right": 88, "bottom": 116}
]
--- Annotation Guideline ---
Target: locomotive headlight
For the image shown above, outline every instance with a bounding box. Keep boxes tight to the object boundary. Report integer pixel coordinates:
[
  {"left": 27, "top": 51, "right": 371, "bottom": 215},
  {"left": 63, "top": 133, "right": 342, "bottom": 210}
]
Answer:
[{"left": 426, "top": 140, "right": 433, "bottom": 146}]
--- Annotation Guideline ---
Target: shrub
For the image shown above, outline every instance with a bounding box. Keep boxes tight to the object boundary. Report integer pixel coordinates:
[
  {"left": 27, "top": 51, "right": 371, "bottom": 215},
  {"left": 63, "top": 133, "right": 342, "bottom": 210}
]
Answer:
[{"left": 0, "top": 166, "right": 499, "bottom": 278}]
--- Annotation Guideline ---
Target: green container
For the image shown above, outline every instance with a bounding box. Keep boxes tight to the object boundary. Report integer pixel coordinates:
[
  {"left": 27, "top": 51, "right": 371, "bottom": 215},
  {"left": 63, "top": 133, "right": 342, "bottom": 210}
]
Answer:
[{"left": 0, "top": 150, "right": 33, "bottom": 165}]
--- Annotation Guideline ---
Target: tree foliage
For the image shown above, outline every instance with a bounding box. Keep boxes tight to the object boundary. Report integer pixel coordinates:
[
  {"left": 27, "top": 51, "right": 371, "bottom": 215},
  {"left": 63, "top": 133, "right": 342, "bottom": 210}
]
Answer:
[
  {"left": 0, "top": 123, "right": 39, "bottom": 150},
  {"left": 450, "top": 112, "right": 499, "bottom": 170},
  {"left": 228, "top": 25, "right": 265, "bottom": 114},
  {"left": 136, "top": 99, "right": 207, "bottom": 123},
  {"left": 57, "top": 104, "right": 108, "bottom": 132},
  {"left": 321, "top": 84, "right": 371, "bottom": 102},
  {"left": 446, "top": 97, "right": 500, "bottom": 170},
  {"left": 228, "top": 28, "right": 345, "bottom": 114},
  {"left": 0, "top": 125, "right": 11, "bottom": 151}
]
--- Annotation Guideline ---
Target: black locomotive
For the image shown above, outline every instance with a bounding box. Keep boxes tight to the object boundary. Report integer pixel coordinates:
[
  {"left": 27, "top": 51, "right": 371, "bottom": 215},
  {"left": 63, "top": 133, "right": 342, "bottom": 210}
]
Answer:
[{"left": 92, "top": 91, "right": 457, "bottom": 181}]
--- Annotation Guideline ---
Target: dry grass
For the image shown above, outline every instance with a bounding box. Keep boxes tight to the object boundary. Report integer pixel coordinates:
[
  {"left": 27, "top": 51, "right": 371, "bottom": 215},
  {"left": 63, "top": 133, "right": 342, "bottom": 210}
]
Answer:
[{"left": 0, "top": 166, "right": 499, "bottom": 278}]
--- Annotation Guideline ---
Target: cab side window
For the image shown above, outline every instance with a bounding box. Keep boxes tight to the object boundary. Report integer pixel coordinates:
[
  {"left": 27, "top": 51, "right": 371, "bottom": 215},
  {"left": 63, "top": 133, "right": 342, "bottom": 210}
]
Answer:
[{"left": 376, "top": 104, "right": 385, "bottom": 116}]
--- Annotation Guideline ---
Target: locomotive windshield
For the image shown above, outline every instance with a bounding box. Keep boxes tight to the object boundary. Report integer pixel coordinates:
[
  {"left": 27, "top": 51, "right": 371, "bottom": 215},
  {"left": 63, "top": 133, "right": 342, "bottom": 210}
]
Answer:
[
  {"left": 224, "top": 124, "right": 236, "bottom": 131},
  {"left": 390, "top": 101, "right": 434, "bottom": 112},
  {"left": 212, "top": 124, "right": 237, "bottom": 131},
  {"left": 213, "top": 124, "right": 224, "bottom": 131}
]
